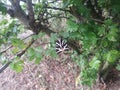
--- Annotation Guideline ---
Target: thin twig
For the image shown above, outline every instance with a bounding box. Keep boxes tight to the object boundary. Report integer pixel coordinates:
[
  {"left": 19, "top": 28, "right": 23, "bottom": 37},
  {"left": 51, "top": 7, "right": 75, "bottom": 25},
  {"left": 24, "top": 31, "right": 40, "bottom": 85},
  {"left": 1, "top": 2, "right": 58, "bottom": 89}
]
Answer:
[
  {"left": 46, "top": 6, "right": 70, "bottom": 12},
  {"left": 0, "top": 33, "right": 34, "bottom": 54},
  {"left": 91, "top": 18, "right": 104, "bottom": 24},
  {"left": 0, "top": 45, "right": 13, "bottom": 54},
  {"left": 45, "top": 15, "right": 70, "bottom": 20},
  {"left": 0, "top": 39, "right": 35, "bottom": 73},
  {"left": 17, "top": 39, "right": 35, "bottom": 57}
]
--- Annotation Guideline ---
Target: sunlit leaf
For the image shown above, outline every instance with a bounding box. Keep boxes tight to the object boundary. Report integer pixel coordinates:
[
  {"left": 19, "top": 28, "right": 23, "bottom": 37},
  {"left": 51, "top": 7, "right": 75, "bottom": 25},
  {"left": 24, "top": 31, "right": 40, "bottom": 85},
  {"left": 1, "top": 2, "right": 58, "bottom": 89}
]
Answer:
[
  {"left": 11, "top": 38, "right": 25, "bottom": 48},
  {"left": 89, "top": 57, "right": 101, "bottom": 70},
  {"left": 106, "top": 50, "right": 120, "bottom": 64},
  {"left": 10, "top": 60, "right": 24, "bottom": 73}
]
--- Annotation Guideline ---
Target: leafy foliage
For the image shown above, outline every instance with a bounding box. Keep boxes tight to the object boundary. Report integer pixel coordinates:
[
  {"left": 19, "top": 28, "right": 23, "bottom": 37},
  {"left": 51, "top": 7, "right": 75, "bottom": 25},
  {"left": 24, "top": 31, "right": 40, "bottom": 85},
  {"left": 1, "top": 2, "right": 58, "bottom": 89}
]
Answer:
[
  {"left": 0, "top": 0, "right": 120, "bottom": 87},
  {"left": 0, "top": 2, "right": 7, "bottom": 14},
  {"left": 61, "top": 0, "right": 120, "bottom": 86},
  {"left": 27, "top": 47, "right": 43, "bottom": 64},
  {"left": 10, "top": 59, "right": 24, "bottom": 73}
]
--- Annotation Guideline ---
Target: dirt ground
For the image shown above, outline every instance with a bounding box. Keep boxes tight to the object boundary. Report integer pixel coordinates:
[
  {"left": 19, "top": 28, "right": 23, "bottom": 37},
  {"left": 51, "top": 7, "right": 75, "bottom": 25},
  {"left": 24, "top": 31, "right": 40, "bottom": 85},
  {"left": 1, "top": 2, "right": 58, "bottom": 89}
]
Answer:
[
  {"left": 0, "top": 56, "right": 79, "bottom": 90},
  {"left": 0, "top": 56, "right": 120, "bottom": 90}
]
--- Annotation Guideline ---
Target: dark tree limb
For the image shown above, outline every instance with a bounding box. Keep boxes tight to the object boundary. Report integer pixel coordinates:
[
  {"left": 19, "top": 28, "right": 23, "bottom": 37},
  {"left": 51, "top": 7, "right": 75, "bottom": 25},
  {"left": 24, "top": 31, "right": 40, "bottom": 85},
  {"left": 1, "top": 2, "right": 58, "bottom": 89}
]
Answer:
[
  {"left": 0, "top": 61, "right": 12, "bottom": 73},
  {"left": 0, "top": 33, "right": 34, "bottom": 54},
  {"left": 9, "top": 0, "right": 29, "bottom": 27},
  {"left": 26, "top": 0, "right": 34, "bottom": 22},
  {"left": 9, "top": 0, "right": 20, "bottom": 7},
  {"left": 91, "top": 18, "right": 104, "bottom": 24},
  {"left": 0, "top": 39, "right": 35, "bottom": 73}
]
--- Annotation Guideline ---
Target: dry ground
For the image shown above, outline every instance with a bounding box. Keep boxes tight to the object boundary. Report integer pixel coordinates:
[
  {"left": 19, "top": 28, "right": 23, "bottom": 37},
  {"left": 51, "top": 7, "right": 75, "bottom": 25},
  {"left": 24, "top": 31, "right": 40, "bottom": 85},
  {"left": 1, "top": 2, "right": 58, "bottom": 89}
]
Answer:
[
  {"left": 0, "top": 56, "right": 80, "bottom": 90},
  {"left": 0, "top": 56, "right": 120, "bottom": 90}
]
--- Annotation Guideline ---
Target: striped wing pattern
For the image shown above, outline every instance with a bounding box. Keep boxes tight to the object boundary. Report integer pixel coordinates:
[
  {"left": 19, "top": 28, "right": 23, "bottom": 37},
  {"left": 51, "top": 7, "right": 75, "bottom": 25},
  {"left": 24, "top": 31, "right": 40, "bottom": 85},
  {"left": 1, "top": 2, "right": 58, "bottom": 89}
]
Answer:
[{"left": 55, "top": 38, "right": 69, "bottom": 54}]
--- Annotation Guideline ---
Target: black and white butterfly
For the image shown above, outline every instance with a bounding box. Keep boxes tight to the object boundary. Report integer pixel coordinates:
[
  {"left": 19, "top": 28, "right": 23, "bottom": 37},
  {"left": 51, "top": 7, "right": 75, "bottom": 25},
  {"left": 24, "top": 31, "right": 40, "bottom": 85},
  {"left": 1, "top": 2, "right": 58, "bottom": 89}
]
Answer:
[{"left": 55, "top": 38, "right": 69, "bottom": 54}]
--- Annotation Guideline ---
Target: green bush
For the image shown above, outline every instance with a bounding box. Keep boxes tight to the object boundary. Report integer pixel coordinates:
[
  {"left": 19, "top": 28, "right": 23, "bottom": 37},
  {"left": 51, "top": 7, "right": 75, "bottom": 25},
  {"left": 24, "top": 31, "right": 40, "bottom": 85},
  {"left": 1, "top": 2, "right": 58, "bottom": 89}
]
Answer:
[{"left": 0, "top": 0, "right": 120, "bottom": 87}]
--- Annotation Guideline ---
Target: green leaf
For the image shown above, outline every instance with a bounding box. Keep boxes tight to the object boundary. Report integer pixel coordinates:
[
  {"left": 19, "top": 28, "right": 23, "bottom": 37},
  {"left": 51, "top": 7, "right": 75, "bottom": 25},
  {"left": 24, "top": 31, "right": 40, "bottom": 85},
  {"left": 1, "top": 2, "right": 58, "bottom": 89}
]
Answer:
[
  {"left": 83, "top": 32, "right": 97, "bottom": 49},
  {"left": 98, "top": 27, "right": 105, "bottom": 36},
  {"left": 45, "top": 47, "right": 57, "bottom": 58},
  {"left": 27, "top": 47, "right": 43, "bottom": 63},
  {"left": 89, "top": 57, "right": 101, "bottom": 70},
  {"left": 11, "top": 38, "right": 25, "bottom": 48},
  {"left": 32, "top": 35, "right": 38, "bottom": 40},
  {"left": 110, "top": 0, "right": 120, "bottom": 14},
  {"left": 0, "top": 55, "right": 7, "bottom": 64},
  {"left": 50, "top": 33, "right": 58, "bottom": 47},
  {"left": 104, "top": 19, "right": 113, "bottom": 25},
  {"left": 102, "top": 39, "right": 109, "bottom": 47},
  {"left": 107, "top": 27, "right": 118, "bottom": 42},
  {"left": 35, "top": 53, "right": 43, "bottom": 64},
  {"left": 62, "top": 0, "right": 72, "bottom": 8},
  {"left": 59, "top": 31, "right": 69, "bottom": 39},
  {"left": 0, "top": 19, "right": 8, "bottom": 25},
  {"left": 67, "top": 20, "right": 79, "bottom": 32},
  {"left": 77, "top": 3, "right": 90, "bottom": 17},
  {"left": 10, "top": 60, "right": 24, "bottom": 73},
  {"left": 12, "top": 47, "right": 19, "bottom": 54},
  {"left": 32, "top": 32, "right": 45, "bottom": 40},
  {"left": 106, "top": 50, "right": 120, "bottom": 64},
  {"left": 0, "top": 2, "right": 7, "bottom": 14},
  {"left": 27, "top": 48, "right": 35, "bottom": 61},
  {"left": 116, "top": 64, "right": 120, "bottom": 71},
  {"left": 69, "top": 31, "right": 81, "bottom": 39},
  {"left": 81, "top": 68, "right": 97, "bottom": 86},
  {"left": 0, "top": 38, "right": 4, "bottom": 45}
]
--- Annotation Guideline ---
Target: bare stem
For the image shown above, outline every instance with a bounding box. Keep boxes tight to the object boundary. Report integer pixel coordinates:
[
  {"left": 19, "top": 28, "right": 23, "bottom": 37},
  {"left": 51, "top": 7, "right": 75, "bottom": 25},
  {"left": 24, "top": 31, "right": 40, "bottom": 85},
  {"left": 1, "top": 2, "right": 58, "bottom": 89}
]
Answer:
[{"left": 46, "top": 6, "right": 70, "bottom": 12}]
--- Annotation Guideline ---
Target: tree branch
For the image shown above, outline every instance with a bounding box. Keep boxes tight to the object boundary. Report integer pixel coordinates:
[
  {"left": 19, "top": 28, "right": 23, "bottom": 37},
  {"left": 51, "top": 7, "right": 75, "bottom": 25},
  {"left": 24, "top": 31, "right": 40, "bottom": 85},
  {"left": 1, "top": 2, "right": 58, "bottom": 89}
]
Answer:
[
  {"left": 26, "top": 0, "right": 34, "bottom": 22},
  {"left": 0, "top": 61, "right": 12, "bottom": 73},
  {"left": 9, "top": 0, "right": 20, "bottom": 7},
  {"left": 45, "top": 15, "right": 70, "bottom": 20},
  {"left": 8, "top": 0, "right": 29, "bottom": 27},
  {"left": 46, "top": 6, "right": 70, "bottom": 12},
  {"left": 91, "top": 18, "right": 104, "bottom": 24},
  {"left": 0, "top": 33, "right": 34, "bottom": 54},
  {"left": 0, "top": 45, "right": 13, "bottom": 54},
  {"left": 0, "top": 39, "right": 35, "bottom": 73}
]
